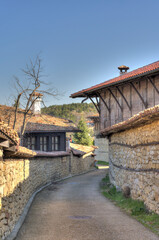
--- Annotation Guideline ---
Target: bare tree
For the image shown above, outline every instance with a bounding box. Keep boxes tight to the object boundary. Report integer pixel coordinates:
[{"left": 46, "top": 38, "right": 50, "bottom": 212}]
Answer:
[{"left": 13, "top": 56, "right": 58, "bottom": 136}]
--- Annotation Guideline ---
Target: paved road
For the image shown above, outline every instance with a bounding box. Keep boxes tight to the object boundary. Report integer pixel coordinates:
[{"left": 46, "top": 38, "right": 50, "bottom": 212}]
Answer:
[{"left": 16, "top": 170, "right": 159, "bottom": 240}]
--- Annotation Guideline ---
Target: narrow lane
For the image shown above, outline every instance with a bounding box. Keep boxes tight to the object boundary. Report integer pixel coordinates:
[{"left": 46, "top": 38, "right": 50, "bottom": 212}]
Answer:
[{"left": 16, "top": 170, "right": 159, "bottom": 240}]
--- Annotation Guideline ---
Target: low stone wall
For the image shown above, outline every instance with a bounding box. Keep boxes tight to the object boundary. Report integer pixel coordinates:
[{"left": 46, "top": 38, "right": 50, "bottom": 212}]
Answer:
[
  {"left": 0, "top": 152, "right": 95, "bottom": 240},
  {"left": 109, "top": 119, "right": 159, "bottom": 214}
]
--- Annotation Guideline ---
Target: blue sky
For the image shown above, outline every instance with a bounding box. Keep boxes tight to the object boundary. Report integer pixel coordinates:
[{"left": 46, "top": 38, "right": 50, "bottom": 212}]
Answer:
[{"left": 1, "top": 0, "right": 159, "bottom": 106}]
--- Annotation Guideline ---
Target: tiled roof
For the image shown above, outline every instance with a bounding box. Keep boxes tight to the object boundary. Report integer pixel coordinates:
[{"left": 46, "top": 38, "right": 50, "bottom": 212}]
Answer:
[
  {"left": 25, "top": 122, "right": 79, "bottom": 132},
  {"left": 70, "top": 143, "right": 97, "bottom": 156},
  {"left": 0, "top": 121, "right": 36, "bottom": 158},
  {"left": 0, "top": 105, "right": 77, "bottom": 133},
  {"left": 5, "top": 146, "right": 36, "bottom": 158},
  {"left": 34, "top": 150, "right": 70, "bottom": 157},
  {"left": 71, "top": 60, "right": 159, "bottom": 98},
  {"left": 87, "top": 113, "right": 99, "bottom": 119},
  {"left": 101, "top": 105, "right": 159, "bottom": 136},
  {"left": 0, "top": 120, "right": 19, "bottom": 144}
]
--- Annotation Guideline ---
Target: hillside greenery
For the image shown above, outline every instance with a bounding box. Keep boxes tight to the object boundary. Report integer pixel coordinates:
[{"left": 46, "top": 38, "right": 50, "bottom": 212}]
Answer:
[{"left": 42, "top": 103, "right": 96, "bottom": 123}]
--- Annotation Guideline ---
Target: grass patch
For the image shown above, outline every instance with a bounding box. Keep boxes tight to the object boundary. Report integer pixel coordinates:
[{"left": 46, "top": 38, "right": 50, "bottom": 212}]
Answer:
[
  {"left": 101, "top": 174, "right": 159, "bottom": 236},
  {"left": 96, "top": 161, "right": 109, "bottom": 166}
]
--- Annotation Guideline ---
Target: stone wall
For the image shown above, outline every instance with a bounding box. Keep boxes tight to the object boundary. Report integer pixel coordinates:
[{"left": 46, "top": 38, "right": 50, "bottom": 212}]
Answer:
[
  {"left": 109, "top": 119, "right": 159, "bottom": 214},
  {"left": 0, "top": 152, "right": 95, "bottom": 240}
]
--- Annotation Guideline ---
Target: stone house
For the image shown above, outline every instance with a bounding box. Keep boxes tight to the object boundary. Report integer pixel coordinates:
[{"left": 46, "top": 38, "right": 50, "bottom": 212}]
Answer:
[
  {"left": 71, "top": 60, "right": 159, "bottom": 213},
  {"left": 0, "top": 95, "right": 78, "bottom": 153},
  {"left": 0, "top": 120, "right": 96, "bottom": 240}
]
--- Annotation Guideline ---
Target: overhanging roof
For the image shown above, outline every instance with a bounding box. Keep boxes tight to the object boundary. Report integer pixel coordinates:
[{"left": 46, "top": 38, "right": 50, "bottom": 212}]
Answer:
[
  {"left": 25, "top": 122, "right": 79, "bottom": 133},
  {"left": 70, "top": 60, "right": 159, "bottom": 98}
]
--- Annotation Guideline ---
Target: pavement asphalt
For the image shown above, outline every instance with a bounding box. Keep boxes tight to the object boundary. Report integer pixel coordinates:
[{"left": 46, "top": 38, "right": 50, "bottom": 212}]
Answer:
[{"left": 16, "top": 170, "right": 159, "bottom": 240}]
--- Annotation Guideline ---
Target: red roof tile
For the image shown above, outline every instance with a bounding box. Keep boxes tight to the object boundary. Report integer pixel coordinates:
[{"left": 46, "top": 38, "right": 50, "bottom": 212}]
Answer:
[{"left": 71, "top": 60, "right": 159, "bottom": 98}]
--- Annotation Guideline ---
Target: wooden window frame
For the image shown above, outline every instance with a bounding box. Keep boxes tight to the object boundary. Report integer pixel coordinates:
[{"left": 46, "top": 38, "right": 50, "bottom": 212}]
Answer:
[
  {"left": 27, "top": 136, "right": 36, "bottom": 150},
  {"left": 51, "top": 136, "right": 60, "bottom": 151},
  {"left": 25, "top": 133, "right": 64, "bottom": 152},
  {"left": 39, "top": 136, "right": 49, "bottom": 152}
]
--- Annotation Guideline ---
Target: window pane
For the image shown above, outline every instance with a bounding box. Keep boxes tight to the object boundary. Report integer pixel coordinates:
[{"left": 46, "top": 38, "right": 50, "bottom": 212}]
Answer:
[
  {"left": 52, "top": 137, "right": 54, "bottom": 151},
  {"left": 27, "top": 137, "right": 31, "bottom": 149},
  {"left": 44, "top": 137, "right": 47, "bottom": 143},
  {"left": 40, "top": 137, "right": 43, "bottom": 144},
  {"left": 44, "top": 145, "right": 47, "bottom": 151},
  {"left": 55, "top": 144, "right": 58, "bottom": 151},
  {"left": 32, "top": 137, "right": 35, "bottom": 144}
]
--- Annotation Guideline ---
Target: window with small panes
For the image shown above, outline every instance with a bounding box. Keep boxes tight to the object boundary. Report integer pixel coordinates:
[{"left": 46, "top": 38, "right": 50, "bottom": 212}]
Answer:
[{"left": 25, "top": 132, "right": 65, "bottom": 152}]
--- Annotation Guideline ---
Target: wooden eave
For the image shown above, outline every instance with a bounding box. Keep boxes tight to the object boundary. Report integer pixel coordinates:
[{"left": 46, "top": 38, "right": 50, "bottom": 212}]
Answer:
[
  {"left": 0, "top": 132, "right": 17, "bottom": 155},
  {"left": 25, "top": 129, "right": 80, "bottom": 134},
  {"left": 71, "top": 69, "right": 159, "bottom": 98}
]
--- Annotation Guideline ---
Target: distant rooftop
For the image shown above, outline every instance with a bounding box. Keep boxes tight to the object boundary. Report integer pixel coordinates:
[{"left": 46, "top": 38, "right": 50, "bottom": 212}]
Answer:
[{"left": 0, "top": 105, "right": 78, "bottom": 133}]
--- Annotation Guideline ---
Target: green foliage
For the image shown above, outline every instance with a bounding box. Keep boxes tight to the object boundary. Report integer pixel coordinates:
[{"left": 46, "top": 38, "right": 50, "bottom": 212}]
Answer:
[
  {"left": 73, "top": 118, "right": 93, "bottom": 146},
  {"left": 96, "top": 161, "right": 109, "bottom": 166},
  {"left": 41, "top": 103, "right": 96, "bottom": 123},
  {"left": 101, "top": 174, "right": 159, "bottom": 236}
]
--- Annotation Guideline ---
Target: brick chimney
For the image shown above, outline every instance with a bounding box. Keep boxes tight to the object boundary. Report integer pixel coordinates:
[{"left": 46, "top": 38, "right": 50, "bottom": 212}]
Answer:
[
  {"left": 31, "top": 92, "right": 43, "bottom": 115},
  {"left": 118, "top": 65, "right": 129, "bottom": 75}
]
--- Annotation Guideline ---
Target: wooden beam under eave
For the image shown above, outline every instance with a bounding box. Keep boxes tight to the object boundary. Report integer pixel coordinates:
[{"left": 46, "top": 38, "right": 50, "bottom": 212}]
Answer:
[
  {"left": 5, "top": 145, "right": 16, "bottom": 152},
  {"left": 130, "top": 82, "right": 148, "bottom": 108},
  {"left": 0, "top": 133, "right": 8, "bottom": 141},
  {"left": 97, "top": 92, "right": 110, "bottom": 113},
  {"left": 147, "top": 77, "right": 159, "bottom": 95},
  {"left": 0, "top": 140, "right": 10, "bottom": 148},
  {"left": 90, "top": 97, "right": 100, "bottom": 113},
  {"left": 108, "top": 88, "right": 123, "bottom": 111},
  {"left": 116, "top": 86, "right": 132, "bottom": 111}
]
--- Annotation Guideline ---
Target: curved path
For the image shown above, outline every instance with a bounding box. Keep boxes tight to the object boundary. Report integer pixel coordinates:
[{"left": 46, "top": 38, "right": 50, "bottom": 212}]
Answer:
[{"left": 16, "top": 170, "right": 159, "bottom": 240}]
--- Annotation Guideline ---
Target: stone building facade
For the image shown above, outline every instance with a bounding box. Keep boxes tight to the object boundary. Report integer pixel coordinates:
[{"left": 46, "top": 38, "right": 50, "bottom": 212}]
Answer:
[
  {"left": 71, "top": 60, "right": 159, "bottom": 214},
  {"left": 0, "top": 122, "right": 95, "bottom": 240},
  {"left": 104, "top": 106, "right": 159, "bottom": 213}
]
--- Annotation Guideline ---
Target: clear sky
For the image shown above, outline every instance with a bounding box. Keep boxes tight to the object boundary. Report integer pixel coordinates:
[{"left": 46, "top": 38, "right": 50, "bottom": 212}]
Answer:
[{"left": 1, "top": 0, "right": 159, "bottom": 107}]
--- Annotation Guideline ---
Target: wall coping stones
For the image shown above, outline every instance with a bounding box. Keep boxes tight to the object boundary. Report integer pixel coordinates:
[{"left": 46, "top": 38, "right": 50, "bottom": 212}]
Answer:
[{"left": 101, "top": 105, "right": 159, "bottom": 136}]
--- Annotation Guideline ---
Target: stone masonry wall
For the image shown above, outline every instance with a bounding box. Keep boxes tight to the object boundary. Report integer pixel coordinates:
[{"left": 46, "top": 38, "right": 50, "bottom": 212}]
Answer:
[
  {"left": 109, "top": 119, "right": 159, "bottom": 214},
  {"left": 0, "top": 153, "right": 94, "bottom": 240}
]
